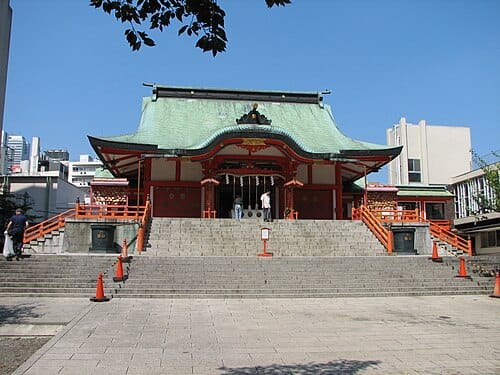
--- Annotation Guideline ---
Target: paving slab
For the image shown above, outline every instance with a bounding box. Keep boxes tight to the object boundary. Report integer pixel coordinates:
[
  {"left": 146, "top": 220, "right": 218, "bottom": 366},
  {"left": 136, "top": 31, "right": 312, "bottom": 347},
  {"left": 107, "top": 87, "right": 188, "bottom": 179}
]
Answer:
[{"left": 3, "top": 295, "right": 499, "bottom": 374}]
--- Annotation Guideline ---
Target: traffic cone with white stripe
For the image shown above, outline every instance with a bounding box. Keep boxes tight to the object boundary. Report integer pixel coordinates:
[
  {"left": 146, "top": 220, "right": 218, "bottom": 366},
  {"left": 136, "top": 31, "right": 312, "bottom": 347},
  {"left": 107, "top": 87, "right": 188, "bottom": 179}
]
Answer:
[
  {"left": 90, "top": 273, "right": 110, "bottom": 302},
  {"left": 489, "top": 272, "right": 500, "bottom": 298},
  {"left": 113, "top": 256, "right": 128, "bottom": 282},
  {"left": 429, "top": 242, "right": 442, "bottom": 263},
  {"left": 455, "top": 256, "right": 471, "bottom": 279}
]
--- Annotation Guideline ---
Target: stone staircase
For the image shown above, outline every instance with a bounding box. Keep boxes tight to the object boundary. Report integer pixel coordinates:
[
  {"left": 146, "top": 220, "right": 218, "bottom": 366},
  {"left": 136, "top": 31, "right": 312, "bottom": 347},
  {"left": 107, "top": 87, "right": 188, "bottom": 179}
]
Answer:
[
  {"left": 0, "top": 219, "right": 496, "bottom": 299},
  {"left": 431, "top": 234, "right": 464, "bottom": 256},
  {"left": 111, "top": 256, "right": 493, "bottom": 298},
  {"left": 23, "top": 228, "right": 65, "bottom": 254},
  {"left": 0, "top": 255, "right": 117, "bottom": 297},
  {"left": 146, "top": 218, "right": 387, "bottom": 256}
]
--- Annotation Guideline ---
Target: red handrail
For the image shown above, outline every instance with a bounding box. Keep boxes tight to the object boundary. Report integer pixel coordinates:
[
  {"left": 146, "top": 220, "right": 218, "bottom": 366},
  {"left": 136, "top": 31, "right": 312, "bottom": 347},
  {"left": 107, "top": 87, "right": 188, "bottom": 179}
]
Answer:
[
  {"left": 354, "top": 206, "right": 471, "bottom": 256},
  {"left": 369, "top": 209, "right": 422, "bottom": 223},
  {"left": 136, "top": 199, "right": 151, "bottom": 253},
  {"left": 75, "top": 204, "right": 147, "bottom": 220},
  {"left": 429, "top": 221, "right": 472, "bottom": 256},
  {"left": 352, "top": 206, "right": 393, "bottom": 253},
  {"left": 23, "top": 209, "right": 76, "bottom": 244},
  {"left": 23, "top": 204, "right": 150, "bottom": 244}
]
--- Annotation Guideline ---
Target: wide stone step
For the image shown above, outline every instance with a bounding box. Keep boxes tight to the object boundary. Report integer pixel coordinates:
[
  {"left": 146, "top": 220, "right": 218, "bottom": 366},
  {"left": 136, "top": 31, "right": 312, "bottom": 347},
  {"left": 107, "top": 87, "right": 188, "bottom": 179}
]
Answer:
[{"left": 113, "top": 290, "right": 489, "bottom": 299}]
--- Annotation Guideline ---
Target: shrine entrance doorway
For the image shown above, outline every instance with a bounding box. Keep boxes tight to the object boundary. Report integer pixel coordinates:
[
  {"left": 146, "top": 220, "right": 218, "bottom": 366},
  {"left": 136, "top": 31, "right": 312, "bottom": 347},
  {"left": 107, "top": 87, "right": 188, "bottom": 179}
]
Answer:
[{"left": 215, "top": 175, "right": 283, "bottom": 219}]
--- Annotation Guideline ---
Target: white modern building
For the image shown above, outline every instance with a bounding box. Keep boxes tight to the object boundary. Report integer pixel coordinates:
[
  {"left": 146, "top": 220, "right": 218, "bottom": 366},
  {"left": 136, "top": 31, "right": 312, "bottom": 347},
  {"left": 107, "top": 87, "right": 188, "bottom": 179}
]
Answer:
[
  {"left": 387, "top": 117, "right": 472, "bottom": 185},
  {"left": 68, "top": 155, "right": 103, "bottom": 191},
  {"left": 451, "top": 160, "right": 499, "bottom": 255}
]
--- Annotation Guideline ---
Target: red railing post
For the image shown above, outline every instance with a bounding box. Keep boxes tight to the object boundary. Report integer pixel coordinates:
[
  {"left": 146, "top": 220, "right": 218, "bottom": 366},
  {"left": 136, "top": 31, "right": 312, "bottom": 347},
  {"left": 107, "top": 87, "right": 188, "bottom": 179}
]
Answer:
[{"left": 387, "top": 230, "right": 394, "bottom": 253}]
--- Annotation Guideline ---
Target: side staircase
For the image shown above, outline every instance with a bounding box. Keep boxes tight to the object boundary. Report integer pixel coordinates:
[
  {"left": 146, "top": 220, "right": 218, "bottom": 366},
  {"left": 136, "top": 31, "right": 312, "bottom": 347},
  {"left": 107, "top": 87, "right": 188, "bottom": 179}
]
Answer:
[
  {"left": 0, "top": 255, "right": 117, "bottom": 297},
  {"left": 23, "top": 228, "right": 65, "bottom": 254}
]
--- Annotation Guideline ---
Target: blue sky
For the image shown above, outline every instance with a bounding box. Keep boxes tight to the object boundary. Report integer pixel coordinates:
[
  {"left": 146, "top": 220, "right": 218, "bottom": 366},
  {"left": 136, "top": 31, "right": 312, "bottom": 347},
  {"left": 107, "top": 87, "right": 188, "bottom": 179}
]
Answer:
[{"left": 4, "top": 0, "right": 500, "bottom": 181}]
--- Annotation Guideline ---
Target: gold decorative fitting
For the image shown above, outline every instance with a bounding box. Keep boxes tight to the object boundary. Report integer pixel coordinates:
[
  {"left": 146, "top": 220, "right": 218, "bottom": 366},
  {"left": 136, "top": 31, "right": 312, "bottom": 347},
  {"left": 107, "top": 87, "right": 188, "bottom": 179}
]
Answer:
[{"left": 241, "top": 138, "right": 266, "bottom": 146}]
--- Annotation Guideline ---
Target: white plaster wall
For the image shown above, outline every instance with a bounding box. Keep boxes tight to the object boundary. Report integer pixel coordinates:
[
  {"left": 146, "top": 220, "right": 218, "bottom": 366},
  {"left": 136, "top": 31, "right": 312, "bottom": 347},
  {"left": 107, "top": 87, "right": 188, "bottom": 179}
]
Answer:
[
  {"left": 312, "top": 164, "right": 334, "bottom": 185},
  {"left": 296, "top": 165, "right": 308, "bottom": 183},
  {"left": 151, "top": 159, "right": 176, "bottom": 181},
  {"left": 181, "top": 161, "right": 202, "bottom": 181},
  {"left": 253, "top": 147, "right": 283, "bottom": 157}
]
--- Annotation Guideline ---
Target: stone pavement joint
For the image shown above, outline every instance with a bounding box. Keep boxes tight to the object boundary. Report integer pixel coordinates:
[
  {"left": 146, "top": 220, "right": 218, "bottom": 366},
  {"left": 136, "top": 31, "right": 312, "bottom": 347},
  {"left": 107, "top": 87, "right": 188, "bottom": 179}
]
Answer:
[{"left": 4, "top": 296, "right": 500, "bottom": 374}]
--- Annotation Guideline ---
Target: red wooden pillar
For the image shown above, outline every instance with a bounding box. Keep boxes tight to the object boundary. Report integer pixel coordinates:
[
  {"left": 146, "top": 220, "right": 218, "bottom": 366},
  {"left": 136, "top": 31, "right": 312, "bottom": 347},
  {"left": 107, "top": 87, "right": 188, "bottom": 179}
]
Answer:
[
  {"left": 201, "top": 178, "right": 219, "bottom": 218},
  {"left": 283, "top": 178, "right": 304, "bottom": 219},
  {"left": 335, "top": 163, "right": 343, "bottom": 219}
]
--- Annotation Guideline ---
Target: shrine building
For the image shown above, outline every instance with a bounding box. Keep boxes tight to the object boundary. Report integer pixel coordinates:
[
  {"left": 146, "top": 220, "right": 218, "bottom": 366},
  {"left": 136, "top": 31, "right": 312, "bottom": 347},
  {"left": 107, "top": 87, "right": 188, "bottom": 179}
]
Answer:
[{"left": 89, "top": 85, "right": 402, "bottom": 220}]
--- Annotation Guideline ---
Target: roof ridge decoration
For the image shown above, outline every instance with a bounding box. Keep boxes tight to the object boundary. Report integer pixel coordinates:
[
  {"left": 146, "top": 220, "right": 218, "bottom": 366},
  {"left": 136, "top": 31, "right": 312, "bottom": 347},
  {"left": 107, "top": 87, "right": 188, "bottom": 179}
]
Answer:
[{"left": 236, "top": 103, "right": 272, "bottom": 126}]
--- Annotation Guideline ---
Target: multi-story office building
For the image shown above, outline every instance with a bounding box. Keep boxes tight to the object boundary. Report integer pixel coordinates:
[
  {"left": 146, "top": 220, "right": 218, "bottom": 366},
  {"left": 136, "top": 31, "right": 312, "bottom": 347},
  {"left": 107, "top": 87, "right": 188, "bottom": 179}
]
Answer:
[
  {"left": 0, "top": 0, "right": 11, "bottom": 140},
  {"left": 68, "top": 155, "right": 103, "bottom": 192},
  {"left": 5, "top": 134, "right": 29, "bottom": 174},
  {"left": 45, "top": 149, "right": 69, "bottom": 162},
  {"left": 387, "top": 117, "right": 472, "bottom": 185}
]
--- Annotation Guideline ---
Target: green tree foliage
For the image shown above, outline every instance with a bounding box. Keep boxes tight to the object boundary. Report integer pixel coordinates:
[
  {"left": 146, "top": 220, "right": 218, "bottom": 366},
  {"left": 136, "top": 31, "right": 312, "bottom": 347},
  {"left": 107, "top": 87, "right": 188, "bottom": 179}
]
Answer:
[
  {"left": 0, "top": 186, "right": 16, "bottom": 231},
  {"left": 90, "top": 0, "right": 291, "bottom": 55},
  {"left": 0, "top": 186, "right": 38, "bottom": 232},
  {"left": 471, "top": 150, "right": 500, "bottom": 214}
]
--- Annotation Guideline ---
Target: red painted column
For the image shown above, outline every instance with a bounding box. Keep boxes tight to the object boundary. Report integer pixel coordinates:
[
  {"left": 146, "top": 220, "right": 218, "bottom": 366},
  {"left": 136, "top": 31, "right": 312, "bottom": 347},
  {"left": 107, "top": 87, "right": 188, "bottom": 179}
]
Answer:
[
  {"left": 143, "top": 157, "right": 152, "bottom": 208},
  {"left": 335, "top": 163, "right": 343, "bottom": 219},
  {"left": 175, "top": 160, "right": 181, "bottom": 181}
]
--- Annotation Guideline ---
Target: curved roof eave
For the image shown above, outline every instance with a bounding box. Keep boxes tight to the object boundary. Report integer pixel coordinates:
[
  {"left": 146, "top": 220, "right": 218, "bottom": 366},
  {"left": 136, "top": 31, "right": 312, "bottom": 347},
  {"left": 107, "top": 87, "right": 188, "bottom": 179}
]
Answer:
[{"left": 89, "top": 128, "right": 402, "bottom": 162}]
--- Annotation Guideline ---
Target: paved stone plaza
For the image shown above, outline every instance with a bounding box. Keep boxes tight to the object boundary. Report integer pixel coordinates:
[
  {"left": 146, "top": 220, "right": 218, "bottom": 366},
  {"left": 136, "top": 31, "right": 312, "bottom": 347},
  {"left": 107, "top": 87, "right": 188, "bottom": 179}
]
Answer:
[{"left": 0, "top": 296, "right": 497, "bottom": 374}]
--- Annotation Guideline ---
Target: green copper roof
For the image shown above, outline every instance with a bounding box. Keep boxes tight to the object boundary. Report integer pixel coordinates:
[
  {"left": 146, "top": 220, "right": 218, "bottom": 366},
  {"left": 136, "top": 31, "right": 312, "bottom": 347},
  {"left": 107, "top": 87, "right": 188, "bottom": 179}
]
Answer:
[
  {"left": 93, "top": 88, "right": 398, "bottom": 157},
  {"left": 396, "top": 186, "right": 454, "bottom": 198},
  {"left": 93, "top": 167, "right": 114, "bottom": 179}
]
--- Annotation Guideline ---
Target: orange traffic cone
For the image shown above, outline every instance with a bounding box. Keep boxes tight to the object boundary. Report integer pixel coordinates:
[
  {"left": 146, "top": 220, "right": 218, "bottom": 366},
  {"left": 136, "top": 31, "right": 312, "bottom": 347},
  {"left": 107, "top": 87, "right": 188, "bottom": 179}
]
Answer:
[
  {"left": 90, "top": 273, "right": 110, "bottom": 302},
  {"left": 113, "top": 256, "right": 128, "bottom": 282},
  {"left": 121, "top": 239, "right": 133, "bottom": 263},
  {"left": 429, "top": 242, "right": 443, "bottom": 263},
  {"left": 455, "top": 256, "right": 471, "bottom": 279},
  {"left": 489, "top": 272, "right": 500, "bottom": 298}
]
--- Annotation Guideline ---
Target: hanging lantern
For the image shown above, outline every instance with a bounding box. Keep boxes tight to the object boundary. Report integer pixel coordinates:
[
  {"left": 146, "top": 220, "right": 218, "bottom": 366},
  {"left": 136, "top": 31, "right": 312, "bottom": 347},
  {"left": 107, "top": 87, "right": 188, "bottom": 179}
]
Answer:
[
  {"left": 240, "top": 176, "right": 244, "bottom": 187},
  {"left": 256, "top": 176, "right": 259, "bottom": 186},
  {"left": 225, "top": 174, "right": 229, "bottom": 184},
  {"left": 271, "top": 175, "right": 275, "bottom": 186}
]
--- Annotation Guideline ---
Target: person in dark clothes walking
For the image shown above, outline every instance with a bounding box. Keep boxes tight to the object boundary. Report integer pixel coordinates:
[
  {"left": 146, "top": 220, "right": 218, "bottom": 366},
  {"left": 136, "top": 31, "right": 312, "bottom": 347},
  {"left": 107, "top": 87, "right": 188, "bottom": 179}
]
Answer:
[{"left": 6, "top": 209, "right": 28, "bottom": 260}]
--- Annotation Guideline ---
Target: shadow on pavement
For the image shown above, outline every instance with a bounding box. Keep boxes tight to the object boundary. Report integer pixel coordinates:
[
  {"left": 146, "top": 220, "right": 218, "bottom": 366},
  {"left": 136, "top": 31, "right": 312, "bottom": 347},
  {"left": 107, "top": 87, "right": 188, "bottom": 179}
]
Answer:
[
  {"left": 219, "top": 359, "right": 382, "bottom": 374},
  {"left": 0, "top": 302, "right": 42, "bottom": 324}
]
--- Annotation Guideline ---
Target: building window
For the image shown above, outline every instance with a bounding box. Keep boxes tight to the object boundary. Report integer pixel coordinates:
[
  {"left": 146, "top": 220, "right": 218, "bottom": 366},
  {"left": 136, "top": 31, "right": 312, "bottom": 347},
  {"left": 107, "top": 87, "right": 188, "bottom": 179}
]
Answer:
[
  {"left": 480, "top": 230, "right": 500, "bottom": 248},
  {"left": 408, "top": 159, "right": 421, "bottom": 183},
  {"left": 425, "top": 202, "right": 444, "bottom": 220}
]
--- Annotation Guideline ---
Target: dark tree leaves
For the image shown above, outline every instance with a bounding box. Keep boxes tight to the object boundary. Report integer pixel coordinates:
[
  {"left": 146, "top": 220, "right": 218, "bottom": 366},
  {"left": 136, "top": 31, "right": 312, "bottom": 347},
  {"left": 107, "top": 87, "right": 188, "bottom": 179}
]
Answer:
[{"left": 90, "top": 0, "right": 291, "bottom": 55}]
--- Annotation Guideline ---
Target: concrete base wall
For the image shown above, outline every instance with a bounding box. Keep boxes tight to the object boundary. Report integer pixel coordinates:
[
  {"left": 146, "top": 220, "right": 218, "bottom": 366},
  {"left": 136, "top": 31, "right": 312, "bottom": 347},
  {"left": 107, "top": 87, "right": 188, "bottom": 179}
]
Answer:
[
  {"left": 63, "top": 219, "right": 140, "bottom": 254},
  {"left": 390, "top": 222, "right": 432, "bottom": 255}
]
